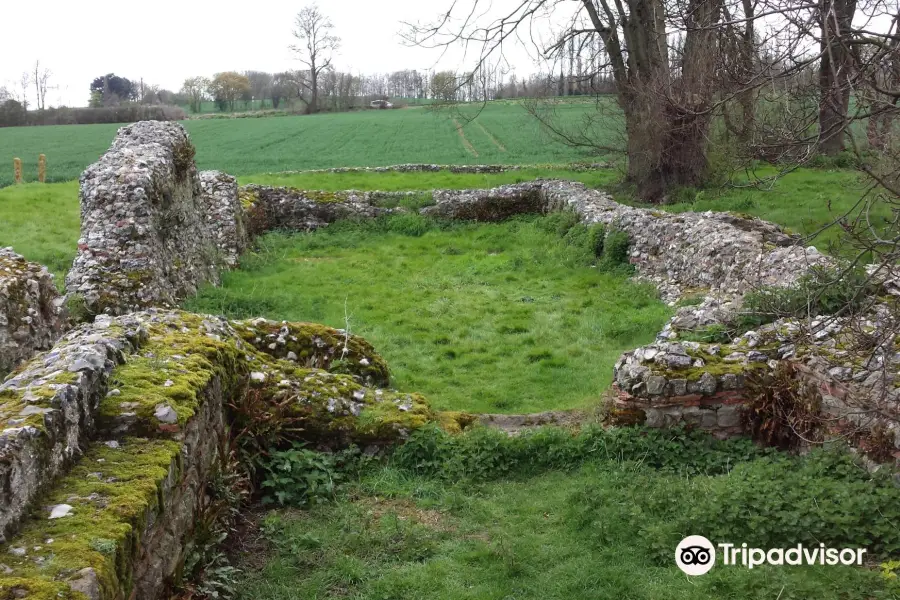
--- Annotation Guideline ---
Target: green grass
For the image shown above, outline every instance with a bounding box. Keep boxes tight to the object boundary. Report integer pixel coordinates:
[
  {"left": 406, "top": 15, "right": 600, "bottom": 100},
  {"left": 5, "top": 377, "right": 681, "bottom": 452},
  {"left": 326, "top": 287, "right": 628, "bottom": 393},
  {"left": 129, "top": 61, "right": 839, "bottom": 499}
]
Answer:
[
  {"left": 0, "top": 181, "right": 79, "bottom": 279},
  {"left": 238, "top": 450, "right": 895, "bottom": 600},
  {"left": 239, "top": 167, "right": 618, "bottom": 190},
  {"left": 638, "top": 167, "right": 874, "bottom": 253},
  {"left": 0, "top": 101, "right": 614, "bottom": 188},
  {"left": 184, "top": 214, "right": 671, "bottom": 413}
]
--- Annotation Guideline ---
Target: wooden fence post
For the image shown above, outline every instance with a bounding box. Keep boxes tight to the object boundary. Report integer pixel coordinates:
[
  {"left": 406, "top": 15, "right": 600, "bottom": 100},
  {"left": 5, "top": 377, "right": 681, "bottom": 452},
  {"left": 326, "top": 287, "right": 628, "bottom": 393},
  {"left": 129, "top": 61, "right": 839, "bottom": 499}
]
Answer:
[
  {"left": 38, "top": 154, "right": 46, "bottom": 183},
  {"left": 13, "top": 158, "right": 22, "bottom": 184}
]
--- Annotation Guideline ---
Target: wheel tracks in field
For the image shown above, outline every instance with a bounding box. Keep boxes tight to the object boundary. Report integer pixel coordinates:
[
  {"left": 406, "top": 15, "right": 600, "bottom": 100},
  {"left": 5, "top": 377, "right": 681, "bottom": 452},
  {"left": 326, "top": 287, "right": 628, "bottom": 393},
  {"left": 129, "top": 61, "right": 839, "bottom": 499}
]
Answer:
[
  {"left": 452, "top": 118, "right": 479, "bottom": 158},
  {"left": 475, "top": 121, "right": 507, "bottom": 152}
]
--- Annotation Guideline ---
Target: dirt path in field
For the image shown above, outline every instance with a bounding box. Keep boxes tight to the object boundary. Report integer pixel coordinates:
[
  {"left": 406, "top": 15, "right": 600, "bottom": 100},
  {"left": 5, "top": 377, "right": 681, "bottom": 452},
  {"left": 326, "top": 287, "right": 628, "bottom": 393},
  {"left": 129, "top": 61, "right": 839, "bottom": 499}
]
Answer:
[
  {"left": 452, "top": 118, "right": 479, "bottom": 157},
  {"left": 476, "top": 122, "right": 507, "bottom": 152}
]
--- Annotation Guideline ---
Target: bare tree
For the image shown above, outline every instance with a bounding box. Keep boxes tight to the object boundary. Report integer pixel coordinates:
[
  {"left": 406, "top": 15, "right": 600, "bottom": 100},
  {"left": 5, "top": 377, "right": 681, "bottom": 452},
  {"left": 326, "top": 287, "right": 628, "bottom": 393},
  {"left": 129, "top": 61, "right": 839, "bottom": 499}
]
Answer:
[
  {"left": 404, "top": 0, "right": 780, "bottom": 202},
  {"left": 817, "top": 0, "right": 858, "bottom": 155},
  {"left": 32, "top": 61, "right": 51, "bottom": 110},
  {"left": 19, "top": 72, "right": 30, "bottom": 111},
  {"left": 290, "top": 3, "right": 341, "bottom": 114}
]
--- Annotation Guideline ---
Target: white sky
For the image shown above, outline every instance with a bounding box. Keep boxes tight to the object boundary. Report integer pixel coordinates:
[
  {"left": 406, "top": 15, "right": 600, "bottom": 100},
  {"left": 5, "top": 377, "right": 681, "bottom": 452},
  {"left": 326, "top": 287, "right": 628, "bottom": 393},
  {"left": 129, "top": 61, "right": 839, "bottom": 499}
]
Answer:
[{"left": 1, "top": 0, "right": 553, "bottom": 108}]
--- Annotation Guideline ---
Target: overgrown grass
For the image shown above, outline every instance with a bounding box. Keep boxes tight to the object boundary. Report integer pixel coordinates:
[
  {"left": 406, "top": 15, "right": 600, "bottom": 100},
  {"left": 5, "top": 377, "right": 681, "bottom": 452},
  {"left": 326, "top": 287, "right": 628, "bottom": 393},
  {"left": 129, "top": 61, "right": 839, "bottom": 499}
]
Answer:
[
  {"left": 237, "top": 427, "right": 899, "bottom": 600},
  {"left": 185, "top": 213, "right": 670, "bottom": 413}
]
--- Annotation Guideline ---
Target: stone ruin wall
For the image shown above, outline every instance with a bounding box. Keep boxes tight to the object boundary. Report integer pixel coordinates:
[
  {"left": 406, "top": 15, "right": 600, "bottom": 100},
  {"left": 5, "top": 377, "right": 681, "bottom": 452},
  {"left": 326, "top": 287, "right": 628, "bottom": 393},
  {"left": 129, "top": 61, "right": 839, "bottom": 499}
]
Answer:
[
  {"left": 427, "top": 181, "right": 900, "bottom": 451},
  {"left": 0, "top": 309, "right": 439, "bottom": 599},
  {"left": 64, "top": 122, "right": 248, "bottom": 316},
  {"left": 0, "top": 249, "right": 67, "bottom": 375}
]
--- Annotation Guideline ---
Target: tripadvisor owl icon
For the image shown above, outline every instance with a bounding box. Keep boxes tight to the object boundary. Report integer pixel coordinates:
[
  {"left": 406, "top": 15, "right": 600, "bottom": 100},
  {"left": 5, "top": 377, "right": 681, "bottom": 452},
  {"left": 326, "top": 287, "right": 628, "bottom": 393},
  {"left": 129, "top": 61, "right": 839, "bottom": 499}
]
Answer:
[{"left": 676, "top": 535, "right": 716, "bottom": 575}]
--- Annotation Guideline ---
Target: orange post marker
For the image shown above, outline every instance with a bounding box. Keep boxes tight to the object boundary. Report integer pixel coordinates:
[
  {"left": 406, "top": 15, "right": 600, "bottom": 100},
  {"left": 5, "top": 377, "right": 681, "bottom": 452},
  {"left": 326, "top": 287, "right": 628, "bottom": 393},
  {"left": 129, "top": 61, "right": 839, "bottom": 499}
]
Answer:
[
  {"left": 38, "top": 154, "right": 46, "bottom": 183},
  {"left": 13, "top": 158, "right": 22, "bottom": 184}
]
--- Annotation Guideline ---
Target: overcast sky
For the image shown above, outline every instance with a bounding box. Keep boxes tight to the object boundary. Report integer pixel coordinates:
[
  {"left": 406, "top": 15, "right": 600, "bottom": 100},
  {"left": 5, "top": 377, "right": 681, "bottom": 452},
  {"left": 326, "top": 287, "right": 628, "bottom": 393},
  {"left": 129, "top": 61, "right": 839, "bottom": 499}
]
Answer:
[{"left": 1, "top": 0, "right": 555, "bottom": 108}]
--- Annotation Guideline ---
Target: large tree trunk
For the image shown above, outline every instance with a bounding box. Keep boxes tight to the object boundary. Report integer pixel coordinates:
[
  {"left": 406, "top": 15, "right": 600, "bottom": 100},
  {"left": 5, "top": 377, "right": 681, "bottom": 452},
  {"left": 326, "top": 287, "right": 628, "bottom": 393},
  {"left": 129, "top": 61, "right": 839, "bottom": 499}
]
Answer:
[
  {"left": 624, "top": 93, "right": 711, "bottom": 202},
  {"left": 818, "top": 0, "right": 857, "bottom": 156},
  {"left": 617, "top": 0, "right": 719, "bottom": 203}
]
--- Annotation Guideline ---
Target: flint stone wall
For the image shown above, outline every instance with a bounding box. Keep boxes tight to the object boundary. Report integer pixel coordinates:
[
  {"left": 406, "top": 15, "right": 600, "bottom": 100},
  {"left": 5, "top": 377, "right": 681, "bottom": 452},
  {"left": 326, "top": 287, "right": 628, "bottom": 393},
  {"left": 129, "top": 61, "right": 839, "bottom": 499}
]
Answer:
[
  {"left": 65, "top": 122, "right": 238, "bottom": 316},
  {"left": 199, "top": 171, "right": 248, "bottom": 267},
  {"left": 0, "top": 249, "right": 67, "bottom": 375},
  {"left": 240, "top": 185, "right": 400, "bottom": 234},
  {"left": 0, "top": 309, "right": 436, "bottom": 600},
  {"left": 612, "top": 309, "right": 900, "bottom": 451},
  {"left": 427, "top": 180, "right": 832, "bottom": 296}
]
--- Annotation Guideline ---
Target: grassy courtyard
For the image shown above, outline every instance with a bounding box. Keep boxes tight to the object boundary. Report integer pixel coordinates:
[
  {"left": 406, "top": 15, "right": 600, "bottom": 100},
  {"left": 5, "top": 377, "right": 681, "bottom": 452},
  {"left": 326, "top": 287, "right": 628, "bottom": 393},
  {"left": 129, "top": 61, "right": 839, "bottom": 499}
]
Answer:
[{"left": 185, "top": 212, "right": 671, "bottom": 413}]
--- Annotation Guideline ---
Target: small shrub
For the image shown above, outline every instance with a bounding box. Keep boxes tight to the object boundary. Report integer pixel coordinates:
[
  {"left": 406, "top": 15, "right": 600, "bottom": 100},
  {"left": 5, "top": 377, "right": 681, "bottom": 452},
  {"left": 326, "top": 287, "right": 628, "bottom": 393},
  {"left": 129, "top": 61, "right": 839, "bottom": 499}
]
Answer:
[
  {"left": 64, "top": 292, "right": 92, "bottom": 323},
  {"left": 744, "top": 362, "right": 822, "bottom": 450},
  {"left": 737, "top": 265, "right": 874, "bottom": 330},
  {"left": 89, "top": 538, "right": 117, "bottom": 555},
  {"left": 597, "top": 228, "right": 631, "bottom": 272},
  {"left": 259, "top": 444, "right": 343, "bottom": 506}
]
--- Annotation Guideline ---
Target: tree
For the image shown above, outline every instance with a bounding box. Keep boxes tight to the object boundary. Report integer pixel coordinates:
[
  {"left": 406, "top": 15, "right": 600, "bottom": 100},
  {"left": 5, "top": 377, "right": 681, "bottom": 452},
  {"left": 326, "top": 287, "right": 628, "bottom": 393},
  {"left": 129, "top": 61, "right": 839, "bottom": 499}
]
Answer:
[
  {"left": 272, "top": 72, "right": 294, "bottom": 109},
  {"left": 430, "top": 71, "right": 458, "bottom": 102},
  {"left": 246, "top": 71, "right": 275, "bottom": 108},
  {"left": 90, "top": 74, "right": 136, "bottom": 105},
  {"left": 32, "top": 61, "right": 51, "bottom": 110},
  {"left": 181, "top": 76, "right": 210, "bottom": 113},
  {"left": 290, "top": 3, "right": 341, "bottom": 114},
  {"left": 0, "top": 99, "right": 26, "bottom": 127},
  {"left": 817, "top": 0, "right": 858, "bottom": 156},
  {"left": 405, "top": 0, "right": 781, "bottom": 202},
  {"left": 19, "top": 72, "right": 30, "bottom": 111},
  {"left": 207, "top": 72, "right": 251, "bottom": 112}
]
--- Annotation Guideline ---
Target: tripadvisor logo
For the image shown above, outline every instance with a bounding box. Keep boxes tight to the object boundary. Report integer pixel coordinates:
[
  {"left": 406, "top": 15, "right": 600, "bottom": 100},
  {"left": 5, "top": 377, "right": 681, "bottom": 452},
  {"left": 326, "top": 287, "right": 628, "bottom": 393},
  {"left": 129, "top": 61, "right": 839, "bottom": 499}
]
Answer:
[{"left": 675, "top": 536, "right": 867, "bottom": 575}]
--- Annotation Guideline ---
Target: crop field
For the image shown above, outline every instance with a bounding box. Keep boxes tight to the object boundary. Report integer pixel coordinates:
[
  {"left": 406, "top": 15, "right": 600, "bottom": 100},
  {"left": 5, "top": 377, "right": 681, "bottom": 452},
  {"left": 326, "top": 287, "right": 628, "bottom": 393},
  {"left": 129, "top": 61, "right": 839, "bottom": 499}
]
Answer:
[{"left": 0, "top": 100, "right": 617, "bottom": 188}]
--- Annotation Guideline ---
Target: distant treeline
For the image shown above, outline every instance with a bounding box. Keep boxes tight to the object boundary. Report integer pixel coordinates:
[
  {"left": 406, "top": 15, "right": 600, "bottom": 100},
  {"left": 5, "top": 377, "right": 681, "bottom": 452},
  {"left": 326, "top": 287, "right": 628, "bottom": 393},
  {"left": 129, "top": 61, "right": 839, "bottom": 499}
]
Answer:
[{"left": 0, "top": 103, "right": 186, "bottom": 128}]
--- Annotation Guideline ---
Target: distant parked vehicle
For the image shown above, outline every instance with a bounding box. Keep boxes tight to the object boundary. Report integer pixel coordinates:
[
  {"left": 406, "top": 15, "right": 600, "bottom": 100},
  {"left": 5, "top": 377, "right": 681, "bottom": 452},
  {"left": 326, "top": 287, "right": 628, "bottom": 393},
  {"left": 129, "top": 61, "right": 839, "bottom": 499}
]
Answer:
[{"left": 369, "top": 100, "right": 394, "bottom": 109}]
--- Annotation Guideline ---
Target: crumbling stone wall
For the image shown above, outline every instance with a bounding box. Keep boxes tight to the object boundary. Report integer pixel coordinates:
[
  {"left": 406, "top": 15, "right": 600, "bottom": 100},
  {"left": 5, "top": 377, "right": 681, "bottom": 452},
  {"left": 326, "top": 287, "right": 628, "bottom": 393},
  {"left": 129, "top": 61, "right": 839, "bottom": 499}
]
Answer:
[
  {"left": 417, "top": 180, "right": 898, "bottom": 448},
  {"left": 0, "top": 309, "right": 446, "bottom": 600},
  {"left": 199, "top": 171, "right": 249, "bottom": 268},
  {"left": 65, "top": 122, "right": 233, "bottom": 316},
  {"left": 427, "top": 180, "right": 832, "bottom": 297},
  {"left": 240, "top": 184, "right": 400, "bottom": 234},
  {"left": 0, "top": 248, "right": 66, "bottom": 374}
]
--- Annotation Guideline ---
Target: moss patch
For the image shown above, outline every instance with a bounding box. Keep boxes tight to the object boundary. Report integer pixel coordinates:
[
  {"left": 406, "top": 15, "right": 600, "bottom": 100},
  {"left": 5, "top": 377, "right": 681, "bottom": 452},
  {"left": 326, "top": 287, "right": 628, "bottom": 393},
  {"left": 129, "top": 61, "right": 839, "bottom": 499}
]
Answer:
[{"left": 0, "top": 437, "right": 180, "bottom": 600}]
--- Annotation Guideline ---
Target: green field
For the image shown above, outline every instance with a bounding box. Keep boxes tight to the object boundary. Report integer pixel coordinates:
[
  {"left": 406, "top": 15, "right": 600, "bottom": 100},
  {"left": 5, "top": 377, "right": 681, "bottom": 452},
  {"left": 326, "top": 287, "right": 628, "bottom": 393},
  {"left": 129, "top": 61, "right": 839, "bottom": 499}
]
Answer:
[{"left": 0, "top": 101, "right": 614, "bottom": 188}]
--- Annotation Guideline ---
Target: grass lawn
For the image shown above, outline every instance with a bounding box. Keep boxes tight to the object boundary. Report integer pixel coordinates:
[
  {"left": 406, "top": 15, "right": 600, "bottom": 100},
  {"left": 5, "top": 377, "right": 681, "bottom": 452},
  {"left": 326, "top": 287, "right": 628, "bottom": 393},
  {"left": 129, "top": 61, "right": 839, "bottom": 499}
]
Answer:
[
  {"left": 236, "top": 427, "right": 897, "bottom": 600},
  {"left": 0, "top": 181, "right": 80, "bottom": 279},
  {"left": 185, "top": 214, "right": 671, "bottom": 413}
]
